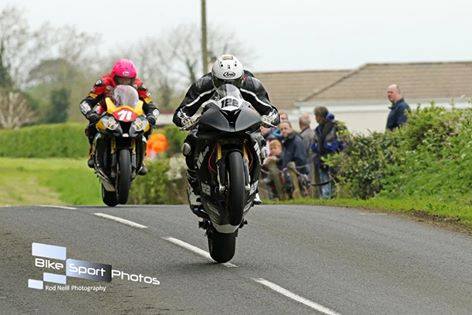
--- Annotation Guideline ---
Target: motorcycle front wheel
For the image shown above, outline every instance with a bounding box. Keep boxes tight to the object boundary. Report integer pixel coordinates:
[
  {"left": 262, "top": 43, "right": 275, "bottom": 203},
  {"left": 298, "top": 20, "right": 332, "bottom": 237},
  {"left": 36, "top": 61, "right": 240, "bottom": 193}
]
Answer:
[
  {"left": 101, "top": 184, "right": 118, "bottom": 207},
  {"left": 116, "top": 149, "right": 132, "bottom": 204},
  {"left": 227, "top": 150, "right": 245, "bottom": 225}
]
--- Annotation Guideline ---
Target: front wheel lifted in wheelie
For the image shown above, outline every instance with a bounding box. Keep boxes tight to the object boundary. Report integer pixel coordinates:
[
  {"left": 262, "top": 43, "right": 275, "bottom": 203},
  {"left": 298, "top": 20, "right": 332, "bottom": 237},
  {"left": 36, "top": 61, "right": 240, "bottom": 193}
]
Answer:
[{"left": 227, "top": 151, "right": 245, "bottom": 225}]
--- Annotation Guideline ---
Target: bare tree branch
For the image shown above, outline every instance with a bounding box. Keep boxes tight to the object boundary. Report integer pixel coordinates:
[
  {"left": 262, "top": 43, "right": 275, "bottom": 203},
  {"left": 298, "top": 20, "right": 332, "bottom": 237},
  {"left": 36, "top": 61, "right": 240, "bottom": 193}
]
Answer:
[{"left": 0, "top": 88, "right": 36, "bottom": 129}]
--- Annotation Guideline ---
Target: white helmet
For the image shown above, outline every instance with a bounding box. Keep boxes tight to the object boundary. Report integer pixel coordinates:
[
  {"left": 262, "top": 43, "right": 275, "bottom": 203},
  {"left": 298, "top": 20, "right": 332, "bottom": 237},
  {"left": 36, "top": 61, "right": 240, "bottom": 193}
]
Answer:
[{"left": 211, "top": 54, "right": 244, "bottom": 87}]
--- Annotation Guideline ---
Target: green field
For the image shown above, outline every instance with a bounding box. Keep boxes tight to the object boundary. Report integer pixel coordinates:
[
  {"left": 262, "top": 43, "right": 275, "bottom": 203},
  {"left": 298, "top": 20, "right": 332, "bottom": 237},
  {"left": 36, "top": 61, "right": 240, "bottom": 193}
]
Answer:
[{"left": 0, "top": 158, "right": 101, "bottom": 206}]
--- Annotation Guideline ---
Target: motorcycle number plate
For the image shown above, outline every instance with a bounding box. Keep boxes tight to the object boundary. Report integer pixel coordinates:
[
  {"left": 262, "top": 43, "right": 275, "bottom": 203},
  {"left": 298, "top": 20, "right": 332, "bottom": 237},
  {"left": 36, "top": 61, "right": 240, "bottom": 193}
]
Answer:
[{"left": 114, "top": 109, "right": 137, "bottom": 122}]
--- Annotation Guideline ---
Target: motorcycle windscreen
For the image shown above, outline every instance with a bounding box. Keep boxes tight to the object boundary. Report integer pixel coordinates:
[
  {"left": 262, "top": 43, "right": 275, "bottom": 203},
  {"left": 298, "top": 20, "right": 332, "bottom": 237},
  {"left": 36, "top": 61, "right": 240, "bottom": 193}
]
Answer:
[
  {"left": 198, "top": 104, "right": 233, "bottom": 132},
  {"left": 113, "top": 85, "right": 139, "bottom": 107},
  {"left": 214, "top": 84, "right": 243, "bottom": 99},
  {"left": 234, "top": 106, "right": 262, "bottom": 131}
]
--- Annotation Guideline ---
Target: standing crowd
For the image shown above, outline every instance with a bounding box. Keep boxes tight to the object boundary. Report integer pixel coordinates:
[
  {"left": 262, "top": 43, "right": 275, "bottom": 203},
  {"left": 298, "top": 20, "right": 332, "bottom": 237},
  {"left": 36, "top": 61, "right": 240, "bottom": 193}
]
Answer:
[
  {"left": 259, "top": 108, "right": 345, "bottom": 199},
  {"left": 260, "top": 83, "right": 410, "bottom": 200}
]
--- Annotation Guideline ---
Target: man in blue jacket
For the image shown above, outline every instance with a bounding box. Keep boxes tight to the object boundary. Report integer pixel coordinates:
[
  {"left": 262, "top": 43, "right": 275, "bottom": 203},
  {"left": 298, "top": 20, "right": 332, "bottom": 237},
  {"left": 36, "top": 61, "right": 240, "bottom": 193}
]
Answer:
[
  {"left": 386, "top": 84, "right": 410, "bottom": 131},
  {"left": 311, "top": 106, "right": 344, "bottom": 198}
]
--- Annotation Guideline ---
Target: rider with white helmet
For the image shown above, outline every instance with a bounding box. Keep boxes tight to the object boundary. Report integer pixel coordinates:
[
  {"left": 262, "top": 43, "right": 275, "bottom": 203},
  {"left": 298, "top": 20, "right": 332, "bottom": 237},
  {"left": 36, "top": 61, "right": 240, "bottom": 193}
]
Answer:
[{"left": 173, "top": 54, "right": 280, "bottom": 208}]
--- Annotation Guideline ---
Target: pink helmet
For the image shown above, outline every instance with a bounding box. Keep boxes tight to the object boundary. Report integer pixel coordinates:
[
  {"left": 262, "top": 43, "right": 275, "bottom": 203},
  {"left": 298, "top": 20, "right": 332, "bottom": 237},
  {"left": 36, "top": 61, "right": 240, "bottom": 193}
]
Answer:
[{"left": 111, "top": 59, "right": 137, "bottom": 79}]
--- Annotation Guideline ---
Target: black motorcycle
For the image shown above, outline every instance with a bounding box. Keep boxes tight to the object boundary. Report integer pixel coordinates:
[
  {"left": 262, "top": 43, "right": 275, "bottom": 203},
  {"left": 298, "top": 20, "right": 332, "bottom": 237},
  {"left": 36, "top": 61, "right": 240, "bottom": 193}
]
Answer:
[{"left": 182, "top": 84, "right": 267, "bottom": 263}]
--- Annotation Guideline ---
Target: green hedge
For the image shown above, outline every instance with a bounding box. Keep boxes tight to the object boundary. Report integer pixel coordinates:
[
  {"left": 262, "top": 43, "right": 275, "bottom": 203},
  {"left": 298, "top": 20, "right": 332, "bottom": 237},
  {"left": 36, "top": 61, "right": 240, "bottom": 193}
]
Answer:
[
  {"left": 0, "top": 123, "right": 88, "bottom": 158},
  {"left": 326, "top": 105, "right": 472, "bottom": 203},
  {"left": 0, "top": 123, "right": 187, "bottom": 159}
]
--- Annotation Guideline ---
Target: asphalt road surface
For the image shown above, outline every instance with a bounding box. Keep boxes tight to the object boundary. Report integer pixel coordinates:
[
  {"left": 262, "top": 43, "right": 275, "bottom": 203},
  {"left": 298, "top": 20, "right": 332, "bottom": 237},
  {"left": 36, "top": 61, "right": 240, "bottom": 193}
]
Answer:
[{"left": 0, "top": 204, "right": 471, "bottom": 314}]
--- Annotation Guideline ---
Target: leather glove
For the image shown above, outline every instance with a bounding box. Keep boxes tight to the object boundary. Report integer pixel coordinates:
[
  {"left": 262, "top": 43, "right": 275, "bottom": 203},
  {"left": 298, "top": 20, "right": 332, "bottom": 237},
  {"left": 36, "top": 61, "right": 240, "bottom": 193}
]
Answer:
[
  {"left": 261, "top": 112, "right": 278, "bottom": 126},
  {"left": 181, "top": 115, "right": 195, "bottom": 129},
  {"left": 86, "top": 111, "right": 100, "bottom": 124},
  {"left": 146, "top": 114, "right": 156, "bottom": 126},
  {"left": 147, "top": 109, "right": 159, "bottom": 126}
]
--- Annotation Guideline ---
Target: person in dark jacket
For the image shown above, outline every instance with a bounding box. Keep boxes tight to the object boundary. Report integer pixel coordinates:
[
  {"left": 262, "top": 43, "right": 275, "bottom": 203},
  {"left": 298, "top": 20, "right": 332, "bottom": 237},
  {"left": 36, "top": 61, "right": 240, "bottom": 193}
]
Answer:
[
  {"left": 298, "top": 113, "right": 314, "bottom": 175},
  {"left": 386, "top": 84, "right": 410, "bottom": 131},
  {"left": 311, "top": 106, "right": 344, "bottom": 198},
  {"left": 279, "top": 121, "right": 309, "bottom": 174}
]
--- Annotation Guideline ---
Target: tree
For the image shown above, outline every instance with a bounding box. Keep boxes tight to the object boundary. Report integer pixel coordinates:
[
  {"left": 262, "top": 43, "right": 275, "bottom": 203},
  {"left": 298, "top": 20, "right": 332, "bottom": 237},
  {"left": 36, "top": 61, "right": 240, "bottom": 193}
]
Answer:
[
  {"left": 0, "top": 7, "right": 52, "bottom": 88},
  {"left": 0, "top": 44, "right": 13, "bottom": 88},
  {"left": 155, "top": 23, "right": 253, "bottom": 87},
  {"left": 44, "top": 88, "right": 70, "bottom": 123},
  {"left": 0, "top": 6, "right": 100, "bottom": 124},
  {"left": 112, "top": 23, "right": 252, "bottom": 110},
  {"left": 0, "top": 88, "right": 37, "bottom": 129}
]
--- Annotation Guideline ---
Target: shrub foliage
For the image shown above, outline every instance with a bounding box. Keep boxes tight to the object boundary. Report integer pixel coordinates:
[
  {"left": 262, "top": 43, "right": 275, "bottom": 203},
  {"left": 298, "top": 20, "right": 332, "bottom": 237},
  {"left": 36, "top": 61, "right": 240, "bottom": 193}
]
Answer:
[{"left": 326, "top": 106, "right": 472, "bottom": 201}]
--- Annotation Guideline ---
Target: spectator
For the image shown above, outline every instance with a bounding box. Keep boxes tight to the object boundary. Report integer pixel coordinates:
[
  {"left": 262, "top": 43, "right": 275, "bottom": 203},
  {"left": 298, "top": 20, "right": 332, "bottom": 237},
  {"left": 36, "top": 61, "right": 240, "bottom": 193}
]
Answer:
[
  {"left": 312, "top": 106, "right": 344, "bottom": 199},
  {"left": 386, "top": 84, "right": 410, "bottom": 131},
  {"left": 263, "top": 139, "right": 283, "bottom": 168},
  {"left": 279, "top": 121, "right": 309, "bottom": 174},
  {"left": 279, "top": 112, "right": 289, "bottom": 123},
  {"left": 260, "top": 125, "right": 279, "bottom": 142},
  {"left": 261, "top": 139, "right": 284, "bottom": 199},
  {"left": 299, "top": 113, "right": 314, "bottom": 174}
]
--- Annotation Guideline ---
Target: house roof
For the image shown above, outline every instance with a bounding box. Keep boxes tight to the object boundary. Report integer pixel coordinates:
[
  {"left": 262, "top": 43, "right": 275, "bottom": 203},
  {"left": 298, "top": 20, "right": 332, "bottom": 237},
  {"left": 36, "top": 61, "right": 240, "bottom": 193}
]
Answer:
[
  {"left": 302, "top": 61, "right": 472, "bottom": 103},
  {"left": 254, "top": 69, "right": 351, "bottom": 109}
]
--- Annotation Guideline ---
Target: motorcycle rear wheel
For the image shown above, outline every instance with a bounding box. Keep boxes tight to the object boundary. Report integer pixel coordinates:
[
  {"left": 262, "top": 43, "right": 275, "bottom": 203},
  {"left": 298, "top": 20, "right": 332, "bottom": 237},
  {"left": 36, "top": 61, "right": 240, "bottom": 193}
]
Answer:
[{"left": 208, "top": 229, "right": 236, "bottom": 263}]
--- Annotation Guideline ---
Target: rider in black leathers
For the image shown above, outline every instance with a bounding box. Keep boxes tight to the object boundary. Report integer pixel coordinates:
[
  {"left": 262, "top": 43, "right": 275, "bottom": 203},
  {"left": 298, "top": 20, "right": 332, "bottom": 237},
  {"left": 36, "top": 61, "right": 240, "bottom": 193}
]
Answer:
[{"left": 173, "top": 54, "right": 279, "bottom": 208}]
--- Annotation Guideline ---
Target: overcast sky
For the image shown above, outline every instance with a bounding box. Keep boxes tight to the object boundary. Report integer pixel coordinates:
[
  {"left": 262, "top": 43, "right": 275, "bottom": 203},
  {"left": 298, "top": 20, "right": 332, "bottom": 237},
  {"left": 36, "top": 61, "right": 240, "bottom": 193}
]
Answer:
[{"left": 3, "top": 0, "right": 472, "bottom": 72}]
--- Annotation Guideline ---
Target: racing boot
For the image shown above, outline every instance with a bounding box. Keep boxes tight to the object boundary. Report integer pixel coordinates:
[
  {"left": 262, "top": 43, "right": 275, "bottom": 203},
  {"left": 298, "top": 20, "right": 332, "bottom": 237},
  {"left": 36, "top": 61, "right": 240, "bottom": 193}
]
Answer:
[
  {"left": 138, "top": 165, "right": 148, "bottom": 175},
  {"left": 254, "top": 192, "right": 262, "bottom": 205},
  {"left": 87, "top": 146, "right": 94, "bottom": 168}
]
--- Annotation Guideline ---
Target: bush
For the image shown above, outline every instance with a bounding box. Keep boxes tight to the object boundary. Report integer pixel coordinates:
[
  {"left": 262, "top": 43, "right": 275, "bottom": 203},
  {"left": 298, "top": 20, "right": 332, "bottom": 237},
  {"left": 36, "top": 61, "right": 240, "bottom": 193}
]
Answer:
[
  {"left": 380, "top": 107, "right": 472, "bottom": 203},
  {"left": 325, "top": 131, "right": 401, "bottom": 199},
  {"left": 326, "top": 106, "right": 472, "bottom": 200},
  {"left": 159, "top": 124, "right": 187, "bottom": 156},
  {"left": 129, "top": 156, "right": 187, "bottom": 204},
  {"left": 0, "top": 123, "right": 88, "bottom": 158}
]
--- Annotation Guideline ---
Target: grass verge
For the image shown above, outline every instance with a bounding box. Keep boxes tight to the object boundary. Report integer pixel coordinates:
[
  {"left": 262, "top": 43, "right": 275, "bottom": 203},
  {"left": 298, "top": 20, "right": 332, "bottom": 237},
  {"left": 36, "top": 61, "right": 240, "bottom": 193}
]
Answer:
[
  {"left": 265, "top": 196, "right": 472, "bottom": 233},
  {"left": 0, "top": 158, "right": 101, "bottom": 206}
]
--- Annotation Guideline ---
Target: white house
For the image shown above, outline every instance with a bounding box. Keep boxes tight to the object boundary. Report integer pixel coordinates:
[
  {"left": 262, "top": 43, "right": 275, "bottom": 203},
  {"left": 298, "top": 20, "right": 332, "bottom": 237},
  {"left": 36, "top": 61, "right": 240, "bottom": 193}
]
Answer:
[{"left": 258, "top": 61, "right": 472, "bottom": 133}]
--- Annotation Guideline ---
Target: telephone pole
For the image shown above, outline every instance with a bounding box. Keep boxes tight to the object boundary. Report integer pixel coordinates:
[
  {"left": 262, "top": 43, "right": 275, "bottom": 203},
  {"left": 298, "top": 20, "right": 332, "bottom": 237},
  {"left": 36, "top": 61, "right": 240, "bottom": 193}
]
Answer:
[{"left": 201, "top": 0, "right": 208, "bottom": 75}]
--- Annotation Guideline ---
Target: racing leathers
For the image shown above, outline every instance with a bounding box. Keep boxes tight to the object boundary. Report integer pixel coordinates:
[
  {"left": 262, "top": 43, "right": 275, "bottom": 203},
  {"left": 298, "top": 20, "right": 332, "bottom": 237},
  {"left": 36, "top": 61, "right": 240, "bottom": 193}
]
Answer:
[
  {"left": 173, "top": 71, "right": 280, "bottom": 195},
  {"left": 80, "top": 73, "right": 159, "bottom": 145}
]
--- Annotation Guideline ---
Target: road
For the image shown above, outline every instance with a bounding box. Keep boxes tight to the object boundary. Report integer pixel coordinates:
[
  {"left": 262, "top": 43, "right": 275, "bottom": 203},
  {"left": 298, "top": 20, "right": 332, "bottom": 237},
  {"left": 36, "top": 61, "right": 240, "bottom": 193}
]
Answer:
[{"left": 0, "top": 204, "right": 471, "bottom": 314}]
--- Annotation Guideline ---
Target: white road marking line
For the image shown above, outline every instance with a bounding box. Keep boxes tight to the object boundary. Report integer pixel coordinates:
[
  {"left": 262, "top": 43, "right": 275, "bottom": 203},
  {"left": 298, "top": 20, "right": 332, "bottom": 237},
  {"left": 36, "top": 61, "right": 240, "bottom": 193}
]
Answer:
[
  {"left": 162, "top": 236, "right": 238, "bottom": 268},
  {"left": 252, "top": 278, "right": 340, "bottom": 315},
  {"left": 39, "top": 205, "right": 77, "bottom": 210},
  {"left": 94, "top": 213, "right": 147, "bottom": 229}
]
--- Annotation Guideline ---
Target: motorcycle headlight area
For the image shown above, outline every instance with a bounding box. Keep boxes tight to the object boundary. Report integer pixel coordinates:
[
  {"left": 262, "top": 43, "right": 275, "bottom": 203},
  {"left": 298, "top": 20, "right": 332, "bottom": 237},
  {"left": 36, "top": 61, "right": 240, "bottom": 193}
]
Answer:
[
  {"left": 102, "top": 116, "right": 119, "bottom": 130},
  {"left": 131, "top": 117, "right": 148, "bottom": 132}
]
